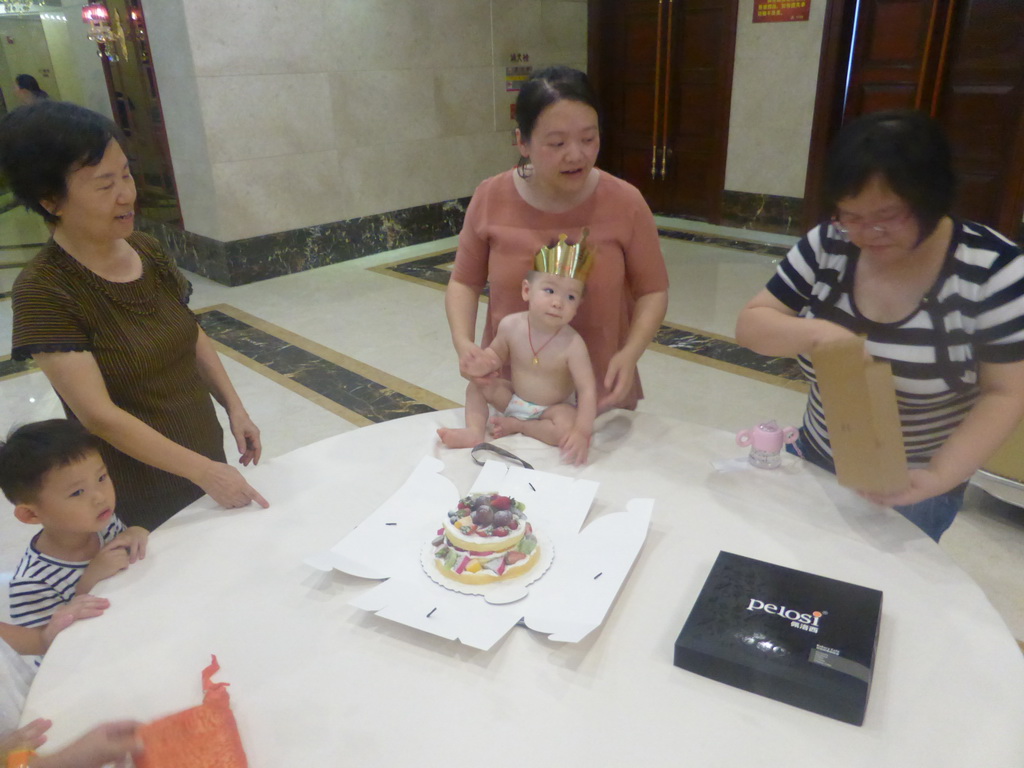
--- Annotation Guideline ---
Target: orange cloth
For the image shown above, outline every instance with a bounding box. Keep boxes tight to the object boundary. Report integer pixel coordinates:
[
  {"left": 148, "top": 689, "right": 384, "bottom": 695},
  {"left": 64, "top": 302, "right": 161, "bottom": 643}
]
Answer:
[
  {"left": 136, "top": 656, "right": 247, "bottom": 768},
  {"left": 6, "top": 750, "right": 33, "bottom": 768},
  {"left": 451, "top": 169, "right": 669, "bottom": 409}
]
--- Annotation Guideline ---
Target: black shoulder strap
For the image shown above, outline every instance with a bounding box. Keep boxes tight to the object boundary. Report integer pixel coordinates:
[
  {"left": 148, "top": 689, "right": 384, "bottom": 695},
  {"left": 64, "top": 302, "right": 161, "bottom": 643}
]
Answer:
[{"left": 470, "top": 442, "right": 534, "bottom": 470}]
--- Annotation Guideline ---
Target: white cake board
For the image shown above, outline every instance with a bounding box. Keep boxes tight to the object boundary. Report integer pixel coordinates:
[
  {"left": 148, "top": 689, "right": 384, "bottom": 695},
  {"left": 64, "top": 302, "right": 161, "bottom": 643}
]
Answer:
[{"left": 305, "top": 456, "right": 652, "bottom": 650}]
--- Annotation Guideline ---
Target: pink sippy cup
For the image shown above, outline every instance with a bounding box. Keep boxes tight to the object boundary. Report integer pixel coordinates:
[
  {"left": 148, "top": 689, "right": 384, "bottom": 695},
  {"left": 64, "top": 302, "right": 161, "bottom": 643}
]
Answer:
[{"left": 735, "top": 420, "right": 799, "bottom": 469}]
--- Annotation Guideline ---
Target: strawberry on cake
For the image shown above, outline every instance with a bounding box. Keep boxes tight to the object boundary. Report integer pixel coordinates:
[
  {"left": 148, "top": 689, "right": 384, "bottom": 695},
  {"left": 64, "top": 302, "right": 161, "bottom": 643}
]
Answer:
[{"left": 432, "top": 493, "right": 540, "bottom": 585}]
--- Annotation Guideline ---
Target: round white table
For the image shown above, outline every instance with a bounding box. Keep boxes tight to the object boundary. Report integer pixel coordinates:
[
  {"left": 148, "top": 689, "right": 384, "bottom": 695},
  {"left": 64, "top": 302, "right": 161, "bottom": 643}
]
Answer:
[{"left": 23, "top": 410, "right": 1024, "bottom": 766}]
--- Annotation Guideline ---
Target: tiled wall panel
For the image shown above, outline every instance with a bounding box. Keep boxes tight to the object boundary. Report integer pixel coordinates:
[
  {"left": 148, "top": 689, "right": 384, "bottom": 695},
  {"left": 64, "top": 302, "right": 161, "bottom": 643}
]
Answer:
[
  {"left": 725, "top": 0, "right": 826, "bottom": 199},
  {"left": 149, "top": 0, "right": 583, "bottom": 241}
]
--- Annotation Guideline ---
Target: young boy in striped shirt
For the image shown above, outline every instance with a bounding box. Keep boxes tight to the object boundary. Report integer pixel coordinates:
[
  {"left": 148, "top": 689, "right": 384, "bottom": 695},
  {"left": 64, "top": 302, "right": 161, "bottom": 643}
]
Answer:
[{"left": 0, "top": 420, "right": 148, "bottom": 627}]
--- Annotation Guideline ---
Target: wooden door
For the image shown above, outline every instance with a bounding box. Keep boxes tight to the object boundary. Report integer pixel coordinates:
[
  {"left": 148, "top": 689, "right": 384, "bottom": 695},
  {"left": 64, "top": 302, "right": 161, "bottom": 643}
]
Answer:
[
  {"left": 842, "top": 0, "right": 946, "bottom": 116},
  {"left": 935, "top": 0, "right": 1024, "bottom": 233},
  {"left": 806, "top": 0, "right": 1024, "bottom": 237},
  {"left": 590, "top": 0, "right": 667, "bottom": 209},
  {"left": 589, "top": 0, "right": 737, "bottom": 221}
]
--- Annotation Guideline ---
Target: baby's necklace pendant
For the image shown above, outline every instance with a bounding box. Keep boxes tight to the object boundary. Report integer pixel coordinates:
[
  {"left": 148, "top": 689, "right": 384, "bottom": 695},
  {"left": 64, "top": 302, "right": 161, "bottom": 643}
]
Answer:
[{"left": 527, "top": 323, "right": 562, "bottom": 366}]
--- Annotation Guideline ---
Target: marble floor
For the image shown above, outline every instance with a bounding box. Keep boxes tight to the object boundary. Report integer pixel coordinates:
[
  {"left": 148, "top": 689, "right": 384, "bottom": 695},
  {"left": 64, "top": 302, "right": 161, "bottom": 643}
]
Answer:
[{"left": 0, "top": 208, "right": 1022, "bottom": 648}]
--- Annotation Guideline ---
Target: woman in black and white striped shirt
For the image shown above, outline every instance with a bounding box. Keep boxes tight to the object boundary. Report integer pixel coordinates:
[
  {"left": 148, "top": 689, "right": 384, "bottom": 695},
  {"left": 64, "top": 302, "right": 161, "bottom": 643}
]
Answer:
[{"left": 736, "top": 110, "right": 1024, "bottom": 541}]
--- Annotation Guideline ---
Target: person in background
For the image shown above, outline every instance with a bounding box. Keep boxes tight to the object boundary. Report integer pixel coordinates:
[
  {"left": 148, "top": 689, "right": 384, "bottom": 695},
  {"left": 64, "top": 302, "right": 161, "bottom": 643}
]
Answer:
[
  {"left": 13, "top": 75, "right": 48, "bottom": 106},
  {"left": 442, "top": 66, "right": 669, "bottom": 447},
  {"left": 735, "top": 109, "right": 1024, "bottom": 541},
  {"left": 0, "top": 101, "right": 267, "bottom": 530}
]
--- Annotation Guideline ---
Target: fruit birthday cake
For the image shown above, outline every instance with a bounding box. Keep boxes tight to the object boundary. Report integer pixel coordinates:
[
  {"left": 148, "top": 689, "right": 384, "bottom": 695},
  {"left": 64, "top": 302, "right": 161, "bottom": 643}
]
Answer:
[{"left": 431, "top": 493, "right": 540, "bottom": 585}]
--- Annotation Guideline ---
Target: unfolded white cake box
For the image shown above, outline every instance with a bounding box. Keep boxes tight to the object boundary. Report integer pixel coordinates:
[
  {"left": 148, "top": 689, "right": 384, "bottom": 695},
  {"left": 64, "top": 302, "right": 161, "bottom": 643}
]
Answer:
[{"left": 305, "top": 457, "right": 652, "bottom": 651}]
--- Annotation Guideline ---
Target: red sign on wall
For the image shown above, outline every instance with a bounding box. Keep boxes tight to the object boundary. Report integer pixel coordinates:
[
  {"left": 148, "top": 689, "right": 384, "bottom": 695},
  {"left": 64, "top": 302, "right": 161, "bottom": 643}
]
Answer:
[{"left": 753, "top": 0, "right": 810, "bottom": 23}]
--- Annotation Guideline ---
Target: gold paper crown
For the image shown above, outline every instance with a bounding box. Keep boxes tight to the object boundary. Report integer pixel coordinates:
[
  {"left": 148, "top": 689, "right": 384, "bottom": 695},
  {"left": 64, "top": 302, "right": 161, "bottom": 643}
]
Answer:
[{"left": 532, "top": 229, "right": 595, "bottom": 283}]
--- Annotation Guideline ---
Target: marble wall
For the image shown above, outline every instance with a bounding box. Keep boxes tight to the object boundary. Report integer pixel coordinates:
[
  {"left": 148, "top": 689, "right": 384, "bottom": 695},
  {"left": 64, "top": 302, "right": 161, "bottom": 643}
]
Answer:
[
  {"left": 39, "top": 15, "right": 79, "bottom": 106},
  {"left": 724, "top": 0, "right": 826, "bottom": 200},
  {"left": 144, "top": 0, "right": 588, "bottom": 246},
  {"left": 0, "top": 16, "right": 57, "bottom": 99}
]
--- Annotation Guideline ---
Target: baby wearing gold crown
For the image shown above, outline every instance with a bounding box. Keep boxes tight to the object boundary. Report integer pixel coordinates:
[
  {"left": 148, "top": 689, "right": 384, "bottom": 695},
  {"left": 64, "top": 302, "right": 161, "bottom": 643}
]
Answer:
[{"left": 438, "top": 232, "right": 598, "bottom": 464}]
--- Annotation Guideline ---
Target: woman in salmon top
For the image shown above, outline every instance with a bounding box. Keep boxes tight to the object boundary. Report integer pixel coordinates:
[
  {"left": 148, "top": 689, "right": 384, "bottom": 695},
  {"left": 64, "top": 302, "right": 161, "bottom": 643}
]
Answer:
[{"left": 442, "top": 66, "right": 670, "bottom": 449}]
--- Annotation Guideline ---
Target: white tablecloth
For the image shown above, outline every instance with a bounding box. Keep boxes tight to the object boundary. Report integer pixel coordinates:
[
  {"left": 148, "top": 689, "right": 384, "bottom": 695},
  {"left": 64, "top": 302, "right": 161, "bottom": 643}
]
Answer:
[{"left": 23, "top": 410, "right": 1024, "bottom": 766}]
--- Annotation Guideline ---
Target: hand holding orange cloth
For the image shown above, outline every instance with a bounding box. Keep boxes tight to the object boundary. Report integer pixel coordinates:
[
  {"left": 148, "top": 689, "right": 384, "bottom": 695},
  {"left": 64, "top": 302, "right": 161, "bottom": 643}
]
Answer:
[{"left": 136, "top": 656, "right": 247, "bottom": 768}]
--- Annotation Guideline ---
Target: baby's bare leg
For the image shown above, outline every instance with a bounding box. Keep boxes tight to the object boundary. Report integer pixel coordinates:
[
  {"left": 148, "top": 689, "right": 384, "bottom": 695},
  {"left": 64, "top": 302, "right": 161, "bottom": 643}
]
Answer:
[
  {"left": 477, "top": 377, "right": 514, "bottom": 413},
  {"left": 491, "top": 403, "right": 575, "bottom": 446},
  {"left": 437, "top": 382, "right": 490, "bottom": 449}
]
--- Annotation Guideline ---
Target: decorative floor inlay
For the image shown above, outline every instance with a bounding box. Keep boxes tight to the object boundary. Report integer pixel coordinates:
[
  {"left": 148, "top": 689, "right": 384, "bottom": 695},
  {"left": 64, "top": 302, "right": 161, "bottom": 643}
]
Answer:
[
  {"left": 0, "top": 243, "right": 43, "bottom": 251},
  {"left": 196, "top": 304, "right": 458, "bottom": 426},
  {"left": 369, "top": 247, "right": 471, "bottom": 294},
  {"left": 654, "top": 322, "right": 807, "bottom": 392},
  {"left": 0, "top": 305, "right": 460, "bottom": 422},
  {"left": 373, "top": 238, "right": 805, "bottom": 392},
  {"left": 0, "top": 356, "right": 35, "bottom": 381},
  {"left": 656, "top": 227, "right": 791, "bottom": 259}
]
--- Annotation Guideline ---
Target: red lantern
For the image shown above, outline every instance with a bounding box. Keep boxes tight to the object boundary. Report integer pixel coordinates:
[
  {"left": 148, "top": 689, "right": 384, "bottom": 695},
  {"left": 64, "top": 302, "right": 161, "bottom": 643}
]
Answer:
[{"left": 81, "top": 4, "right": 110, "bottom": 24}]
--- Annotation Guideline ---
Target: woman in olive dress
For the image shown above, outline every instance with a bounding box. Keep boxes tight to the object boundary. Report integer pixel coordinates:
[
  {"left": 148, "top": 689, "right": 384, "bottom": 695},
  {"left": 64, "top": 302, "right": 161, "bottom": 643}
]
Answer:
[{"left": 1, "top": 101, "right": 267, "bottom": 529}]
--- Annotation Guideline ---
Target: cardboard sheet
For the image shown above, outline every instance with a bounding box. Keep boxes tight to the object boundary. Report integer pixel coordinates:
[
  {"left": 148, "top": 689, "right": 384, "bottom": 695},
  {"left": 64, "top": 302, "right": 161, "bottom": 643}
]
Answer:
[
  {"left": 305, "top": 457, "right": 651, "bottom": 650},
  {"left": 810, "top": 338, "right": 908, "bottom": 494}
]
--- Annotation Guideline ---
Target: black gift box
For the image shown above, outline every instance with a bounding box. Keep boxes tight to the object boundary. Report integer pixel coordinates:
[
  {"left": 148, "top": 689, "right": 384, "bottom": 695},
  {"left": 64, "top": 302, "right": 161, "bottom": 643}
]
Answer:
[{"left": 674, "top": 551, "right": 882, "bottom": 725}]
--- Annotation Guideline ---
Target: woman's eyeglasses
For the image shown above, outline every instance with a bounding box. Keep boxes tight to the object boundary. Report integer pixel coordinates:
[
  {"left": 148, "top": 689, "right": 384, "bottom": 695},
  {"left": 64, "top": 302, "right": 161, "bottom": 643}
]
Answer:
[{"left": 832, "top": 209, "right": 913, "bottom": 237}]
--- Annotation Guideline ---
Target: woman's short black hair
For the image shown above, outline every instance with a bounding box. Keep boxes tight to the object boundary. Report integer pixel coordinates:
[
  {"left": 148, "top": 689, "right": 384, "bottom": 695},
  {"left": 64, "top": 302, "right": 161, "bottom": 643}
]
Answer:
[
  {"left": 0, "top": 100, "right": 124, "bottom": 222},
  {"left": 0, "top": 419, "right": 103, "bottom": 505},
  {"left": 15, "top": 74, "right": 43, "bottom": 94},
  {"left": 823, "top": 109, "right": 956, "bottom": 238},
  {"left": 515, "top": 66, "right": 601, "bottom": 143}
]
